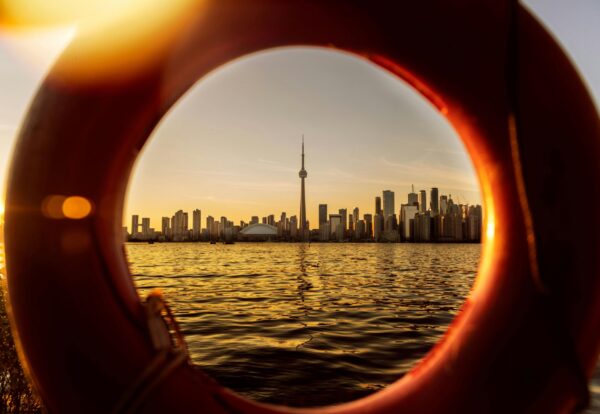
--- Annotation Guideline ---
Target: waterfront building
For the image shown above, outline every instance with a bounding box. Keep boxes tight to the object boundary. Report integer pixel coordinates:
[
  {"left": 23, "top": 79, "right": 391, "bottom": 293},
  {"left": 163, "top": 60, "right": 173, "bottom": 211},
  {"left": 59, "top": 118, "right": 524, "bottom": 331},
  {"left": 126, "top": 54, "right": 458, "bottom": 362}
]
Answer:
[
  {"left": 238, "top": 223, "right": 278, "bottom": 241},
  {"left": 141, "top": 217, "right": 150, "bottom": 240},
  {"left": 414, "top": 211, "right": 432, "bottom": 242},
  {"left": 131, "top": 215, "right": 139, "bottom": 238},
  {"left": 298, "top": 137, "right": 308, "bottom": 241},
  {"left": 407, "top": 185, "right": 418, "bottom": 207},
  {"left": 211, "top": 221, "right": 220, "bottom": 240},
  {"left": 338, "top": 208, "right": 347, "bottom": 232},
  {"left": 401, "top": 204, "right": 419, "bottom": 240},
  {"left": 364, "top": 214, "right": 373, "bottom": 239},
  {"left": 355, "top": 219, "right": 365, "bottom": 240},
  {"left": 375, "top": 196, "right": 382, "bottom": 216},
  {"left": 250, "top": 216, "right": 259, "bottom": 225},
  {"left": 161, "top": 217, "right": 170, "bottom": 239},
  {"left": 353, "top": 207, "right": 359, "bottom": 228},
  {"left": 373, "top": 214, "right": 383, "bottom": 241},
  {"left": 348, "top": 214, "right": 354, "bottom": 232},
  {"left": 383, "top": 214, "right": 398, "bottom": 235},
  {"left": 267, "top": 214, "right": 275, "bottom": 226},
  {"left": 329, "top": 214, "right": 342, "bottom": 237},
  {"left": 466, "top": 205, "right": 482, "bottom": 241},
  {"left": 192, "top": 209, "right": 201, "bottom": 240},
  {"left": 419, "top": 190, "right": 427, "bottom": 213},
  {"left": 206, "top": 216, "right": 215, "bottom": 240},
  {"left": 440, "top": 195, "right": 448, "bottom": 215},
  {"left": 430, "top": 187, "right": 439, "bottom": 216},
  {"left": 319, "top": 222, "right": 330, "bottom": 241},
  {"left": 383, "top": 190, "right": 395, "bottom": 218},
  {"left": 220, "top": 216, "right": 228, "bottom": 238},
  {"left": 319, "top": 204, "right": 327, "bottom": 226},
  {"left": 173, "top": 210, "right": 186, "bottom": 241},
  {"left": 290, "top": 215, "right": 298, "bottom": 239},
  {"left": 335, "top": 222, "right": 344, "bottom": 242}
]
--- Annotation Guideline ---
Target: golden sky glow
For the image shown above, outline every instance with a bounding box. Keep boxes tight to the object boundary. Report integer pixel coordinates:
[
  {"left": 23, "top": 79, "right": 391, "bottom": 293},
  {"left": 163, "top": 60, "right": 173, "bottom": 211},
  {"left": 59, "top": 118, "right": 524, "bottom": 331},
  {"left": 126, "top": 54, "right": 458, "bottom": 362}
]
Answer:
[
  {"left": 124, "top": 47, "right": 482, "bottom": 229},
  {"left": 0, "top": 2, "right": 598, "bottom": 232}
]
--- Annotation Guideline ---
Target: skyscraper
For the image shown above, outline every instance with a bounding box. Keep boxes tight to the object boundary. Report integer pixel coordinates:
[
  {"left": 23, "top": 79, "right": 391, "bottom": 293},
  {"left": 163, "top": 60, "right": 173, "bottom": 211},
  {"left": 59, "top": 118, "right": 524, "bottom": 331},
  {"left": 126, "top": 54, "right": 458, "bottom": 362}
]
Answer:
[
  {"left": 339, "top": 208, "right": 347, "bottom": 231},
  {"left": 142, "top": 217, "right": 150, "bottom": 239},
  {"left": 206, "top": 216, "right": 215, "bottom": 240},
  {"left": 407, "top": 185, "right": 418, "bottom": 207},
  {"left": 383, "top": 190, "right": 395, "bottom": 218},
  {"left": 319, "top": 204, "right": 328, "bottom": 226},
  {"left": 364, "top": 214, "right": 373, "bottom": 239},
  {"left": 419, "top": 190, "right": 427, "bottom": 213},
  {"left": 375, "top": 197, "right": 382, "bottom": 216},
  {"left": 131, "top": 215, "right": 139, "bottom": 237},
  {"left": 353, "top": 207, "right": 359, "bottom": 228},
  {"left": 299, "top": 136, "right": 308, "bottom": 241},
  {"left": 161, "top": 217, "right": 170, "bottom": 238},
  {"left": 192, "top": 209, "right": 201, "bottom": 240},
  {"left": 430, "top": 187, "right": 439, "bottom": 216},
  {"left": 440, "top": 195, "right": 448, "bottom": 215}
]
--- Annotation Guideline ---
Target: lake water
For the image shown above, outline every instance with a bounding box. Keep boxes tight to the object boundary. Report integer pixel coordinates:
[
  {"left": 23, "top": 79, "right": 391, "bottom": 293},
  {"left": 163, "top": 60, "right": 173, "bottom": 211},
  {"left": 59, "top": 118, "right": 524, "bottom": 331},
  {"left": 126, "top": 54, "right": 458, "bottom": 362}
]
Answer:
[
  {"left": 128, "top": 242, "right": 479, "bottom": 406},
  {"left": 0, "top": 242, "right": 597, "bottom": 410}
]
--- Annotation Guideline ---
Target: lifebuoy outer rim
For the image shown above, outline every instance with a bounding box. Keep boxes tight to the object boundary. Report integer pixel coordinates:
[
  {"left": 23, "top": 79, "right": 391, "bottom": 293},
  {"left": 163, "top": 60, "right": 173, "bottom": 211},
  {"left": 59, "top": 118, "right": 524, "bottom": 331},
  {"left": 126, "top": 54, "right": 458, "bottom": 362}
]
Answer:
[{"left": 4, "top": 1, "right": 600, "bottom": 413}]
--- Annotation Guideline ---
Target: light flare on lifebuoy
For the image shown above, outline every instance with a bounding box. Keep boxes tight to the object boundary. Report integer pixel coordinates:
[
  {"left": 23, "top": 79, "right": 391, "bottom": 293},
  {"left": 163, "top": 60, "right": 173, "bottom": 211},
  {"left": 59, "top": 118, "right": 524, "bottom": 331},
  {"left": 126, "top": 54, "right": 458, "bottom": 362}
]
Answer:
[{"left": 0, "top": 0, "right": 204, "bottom": 85}]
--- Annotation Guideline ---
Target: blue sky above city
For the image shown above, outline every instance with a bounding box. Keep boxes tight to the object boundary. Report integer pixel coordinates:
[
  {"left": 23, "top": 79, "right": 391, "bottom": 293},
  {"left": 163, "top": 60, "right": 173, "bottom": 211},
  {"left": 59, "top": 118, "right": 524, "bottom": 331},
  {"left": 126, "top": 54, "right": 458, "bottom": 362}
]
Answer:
[{"left": 0, "top": 1, "right": 598, "bottom": 227}]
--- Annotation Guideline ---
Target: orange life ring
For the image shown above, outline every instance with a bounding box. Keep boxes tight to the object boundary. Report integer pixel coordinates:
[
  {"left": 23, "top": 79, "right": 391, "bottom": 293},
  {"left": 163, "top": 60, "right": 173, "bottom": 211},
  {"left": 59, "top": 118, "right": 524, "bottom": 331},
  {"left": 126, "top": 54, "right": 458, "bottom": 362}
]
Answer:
[{"left": 4, "top": 1, "right": 600, "bottom": 413}]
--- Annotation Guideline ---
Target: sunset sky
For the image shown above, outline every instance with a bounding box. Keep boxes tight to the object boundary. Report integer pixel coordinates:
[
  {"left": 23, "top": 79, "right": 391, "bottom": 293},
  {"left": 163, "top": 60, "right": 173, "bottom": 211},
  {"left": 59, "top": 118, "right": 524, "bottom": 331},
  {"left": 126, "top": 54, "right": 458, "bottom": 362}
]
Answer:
[{"left": 0, "top": 1, "right": 598, "bottom": 229}]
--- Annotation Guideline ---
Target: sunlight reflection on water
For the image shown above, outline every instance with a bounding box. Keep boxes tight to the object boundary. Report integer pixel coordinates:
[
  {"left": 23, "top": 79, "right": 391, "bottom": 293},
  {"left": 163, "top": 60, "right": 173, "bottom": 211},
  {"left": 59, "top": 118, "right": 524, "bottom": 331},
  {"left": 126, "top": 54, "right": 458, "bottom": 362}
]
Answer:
[{"left": 129, "top": 242, "right": 479, "bottom": 406}]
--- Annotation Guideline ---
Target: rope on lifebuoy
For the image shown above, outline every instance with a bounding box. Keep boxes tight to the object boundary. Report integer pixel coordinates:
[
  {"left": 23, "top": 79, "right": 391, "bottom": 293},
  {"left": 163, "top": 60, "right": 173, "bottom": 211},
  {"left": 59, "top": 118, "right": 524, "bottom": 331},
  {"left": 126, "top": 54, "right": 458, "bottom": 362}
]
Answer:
[{"left": 111, "top": 293, "right": 189, "bottom": 414}]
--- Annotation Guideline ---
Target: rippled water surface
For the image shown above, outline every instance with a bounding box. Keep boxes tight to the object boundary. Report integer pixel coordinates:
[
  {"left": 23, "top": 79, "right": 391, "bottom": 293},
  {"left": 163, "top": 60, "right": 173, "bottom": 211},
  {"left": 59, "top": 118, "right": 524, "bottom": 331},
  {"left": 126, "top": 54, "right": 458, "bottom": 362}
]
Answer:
[{"left": 128, "top": 242, "right": 479, "bottom": 406}]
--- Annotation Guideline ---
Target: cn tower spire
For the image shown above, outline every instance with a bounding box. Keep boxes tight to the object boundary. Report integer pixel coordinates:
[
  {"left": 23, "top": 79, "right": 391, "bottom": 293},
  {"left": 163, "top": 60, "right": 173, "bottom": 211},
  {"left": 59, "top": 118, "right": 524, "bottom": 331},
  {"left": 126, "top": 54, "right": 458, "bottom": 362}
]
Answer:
[
  {"left": 299, "top": 135, "right": 308, "bottom": 241},
  {"left": 302, "top": 135, "right": 305, "bottom": 169}
]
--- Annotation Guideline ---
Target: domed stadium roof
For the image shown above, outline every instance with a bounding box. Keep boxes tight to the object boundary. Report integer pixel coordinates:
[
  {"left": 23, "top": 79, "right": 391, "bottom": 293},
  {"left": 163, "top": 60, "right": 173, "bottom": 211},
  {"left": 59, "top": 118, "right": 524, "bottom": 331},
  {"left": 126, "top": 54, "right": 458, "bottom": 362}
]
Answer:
[{"left": 239, "top": 223, "right": 278, "bottom": 236}]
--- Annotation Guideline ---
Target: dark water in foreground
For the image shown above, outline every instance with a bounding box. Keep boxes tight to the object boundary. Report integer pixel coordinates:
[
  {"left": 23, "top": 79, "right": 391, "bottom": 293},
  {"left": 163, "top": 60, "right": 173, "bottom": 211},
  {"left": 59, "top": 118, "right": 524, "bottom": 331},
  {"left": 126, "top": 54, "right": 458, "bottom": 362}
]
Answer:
[{"left": 128, "top": 242, "right": 478, "bottom": 406}]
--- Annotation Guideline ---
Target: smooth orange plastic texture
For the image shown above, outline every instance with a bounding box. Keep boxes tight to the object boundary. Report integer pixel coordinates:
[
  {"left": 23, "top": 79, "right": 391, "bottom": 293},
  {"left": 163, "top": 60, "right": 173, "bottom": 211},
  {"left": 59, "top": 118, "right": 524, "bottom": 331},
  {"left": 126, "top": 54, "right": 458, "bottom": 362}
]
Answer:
[{"left": 4, "top": 1, "right": 600, "bottom": 413}]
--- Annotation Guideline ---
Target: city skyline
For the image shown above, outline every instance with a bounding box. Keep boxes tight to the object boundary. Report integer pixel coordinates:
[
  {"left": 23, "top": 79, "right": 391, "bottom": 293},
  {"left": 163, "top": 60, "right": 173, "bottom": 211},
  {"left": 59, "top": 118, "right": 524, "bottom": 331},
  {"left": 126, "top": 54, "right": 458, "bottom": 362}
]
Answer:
[
  {"left": 126, "top": 183, "right": 482, "bottom": 244},
  {"left": 122, "top": 47, "right": 483, "bottom": 228}
]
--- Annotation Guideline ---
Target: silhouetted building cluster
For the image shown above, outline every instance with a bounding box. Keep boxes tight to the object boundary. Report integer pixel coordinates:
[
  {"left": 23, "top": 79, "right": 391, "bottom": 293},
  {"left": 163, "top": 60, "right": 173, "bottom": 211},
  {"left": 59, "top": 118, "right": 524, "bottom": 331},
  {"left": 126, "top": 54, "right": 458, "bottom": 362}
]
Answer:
[
  {"left": 125, "top": 186, "right": 481, "bottom": 243},
  {"left": 125, "top": 141, "right": 481, "bottom": 243}
]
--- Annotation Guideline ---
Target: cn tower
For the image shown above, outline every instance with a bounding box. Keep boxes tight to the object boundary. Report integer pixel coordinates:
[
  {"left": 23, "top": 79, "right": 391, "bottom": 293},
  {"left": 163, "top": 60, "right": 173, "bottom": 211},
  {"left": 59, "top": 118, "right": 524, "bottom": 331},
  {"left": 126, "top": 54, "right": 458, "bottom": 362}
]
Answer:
[{"left": 299, "top": 136, "right": 308, "bottom": 241}]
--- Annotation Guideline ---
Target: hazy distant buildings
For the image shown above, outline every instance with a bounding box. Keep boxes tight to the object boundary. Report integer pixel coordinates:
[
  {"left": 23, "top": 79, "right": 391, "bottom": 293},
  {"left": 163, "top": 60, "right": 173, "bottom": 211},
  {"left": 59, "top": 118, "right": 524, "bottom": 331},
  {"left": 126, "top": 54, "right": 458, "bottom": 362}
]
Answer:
[
  {"left": 419, "top": 190, "right": 427, "bottom": 213},
  {"left": 127, "top": 177, "right": 482, "bottom": 245},
  {"left": 162, "top": 217, "right": 170, "bottom": 238},
  {"left": 329, "top": 214, "right": 342, "bottom": 239},
  {"left": 440, "top": 195, "right": 448, "bottom": 215},
  {"left": 131, "top": 215, "right": 139, "bottom": 238},
  {"left": 338, "top": 208, "right": 347, "bottom": 232},
  {"left": 407, "top": 186, "right": 418, "bottom": 208},
  {"left": 192, "top": 209, "right": 201, "bottom": 241},
  {"left": 319, "top": 204, "right": 327, "bottom": 226},
  {"left": 364, "top": 214, "right": 373, "bottom": 239},
  {"left": 374, "top": 214, "right": 383, "bottom": 241},
  {"left": 430, "top": 187, "right": 439, "bottom": 216},
  {"left": 141, "top": 217, "right": 150, "bottom": 239},
  {"left": 382, "top": 190, "right": 395, "bottom": 218},
  {"left": 401, "top": 204, "right": 419, "bottom": 240}
]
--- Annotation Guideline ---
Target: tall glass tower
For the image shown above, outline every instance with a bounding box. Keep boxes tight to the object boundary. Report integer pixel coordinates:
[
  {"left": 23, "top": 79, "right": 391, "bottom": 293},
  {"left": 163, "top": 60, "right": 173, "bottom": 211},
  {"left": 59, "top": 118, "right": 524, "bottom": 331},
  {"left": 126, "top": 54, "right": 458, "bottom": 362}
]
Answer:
[{"left": 299, "top": 136, "right": 308, "bottom": 241}]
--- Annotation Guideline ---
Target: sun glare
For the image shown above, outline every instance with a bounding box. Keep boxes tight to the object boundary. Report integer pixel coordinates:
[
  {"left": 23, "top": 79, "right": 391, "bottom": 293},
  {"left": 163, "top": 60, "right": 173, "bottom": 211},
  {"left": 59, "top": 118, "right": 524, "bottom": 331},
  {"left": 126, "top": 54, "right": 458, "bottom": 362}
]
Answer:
[{"left": 0, "top": 0, "right": 204, "bottom": 84}]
